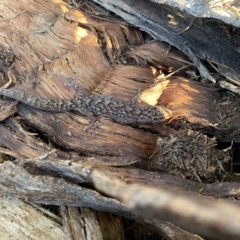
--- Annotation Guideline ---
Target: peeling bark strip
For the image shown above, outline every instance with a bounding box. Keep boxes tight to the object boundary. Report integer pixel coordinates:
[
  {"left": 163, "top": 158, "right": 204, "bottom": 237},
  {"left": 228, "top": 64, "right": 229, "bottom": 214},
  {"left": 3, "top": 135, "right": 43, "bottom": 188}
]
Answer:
[
  {"left": 92, "top": 0, "right": 240, "bottom": 83},
  {"left": 150, "top": 0, "right": 240, "bottom": 28}
]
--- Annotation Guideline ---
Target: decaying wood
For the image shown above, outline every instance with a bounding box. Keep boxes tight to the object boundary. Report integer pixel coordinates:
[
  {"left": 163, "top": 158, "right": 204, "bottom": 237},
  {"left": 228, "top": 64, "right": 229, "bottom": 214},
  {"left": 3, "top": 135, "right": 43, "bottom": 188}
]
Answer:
[
  {"left": 61, "top": 207, "right": 103, "bottom": 240},
  {"left": 0, "top": 197, "right": 65, "bottom": 240},
  {"left": 92, "top": 171, "right": 240, "bottom": 240},
  {"left": 95, "top": 212, "right": 125, "bottom": 240},
  {"left": 0, "top": 100, "right": 18, "bottom": 121},
  {"left": 0, "top": 0, "right": 240, "bottom": 239},
  {"left": 158, "top": 78, "right": 219, "bottom": 124},
  {"left": 15, "top": 156, "right": 240, "bottom": 199},
  {"left": 92, "top": 0, "right": 240, "bottom": 83},
  {"left": 1, "top": 159, "right": 238, "bottom": 239}
]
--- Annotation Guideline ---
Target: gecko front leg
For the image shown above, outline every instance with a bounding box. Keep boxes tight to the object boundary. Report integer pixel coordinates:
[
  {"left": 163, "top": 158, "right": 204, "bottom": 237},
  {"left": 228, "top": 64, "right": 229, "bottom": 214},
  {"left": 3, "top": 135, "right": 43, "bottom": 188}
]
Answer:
[{"left": 74, "top": 98, "right": 102, "bottom": 134}]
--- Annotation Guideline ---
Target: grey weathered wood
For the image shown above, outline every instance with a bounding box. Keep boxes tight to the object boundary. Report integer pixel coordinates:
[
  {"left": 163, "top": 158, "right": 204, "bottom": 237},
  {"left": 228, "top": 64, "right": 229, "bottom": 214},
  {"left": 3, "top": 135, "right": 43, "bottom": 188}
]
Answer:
[
  {"left": 151, "top": 0, "right": 240, "bottom": 27},
  {"left": 0, "top": 197, "right": 65, "bottom": 239}
]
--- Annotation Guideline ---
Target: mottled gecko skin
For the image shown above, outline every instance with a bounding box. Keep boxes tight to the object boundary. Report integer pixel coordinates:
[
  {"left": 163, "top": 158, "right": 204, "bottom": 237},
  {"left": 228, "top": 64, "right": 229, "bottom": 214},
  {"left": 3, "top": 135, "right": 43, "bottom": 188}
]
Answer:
[{"left": 0, "top": 89, "right": 172, "bottom": 124}]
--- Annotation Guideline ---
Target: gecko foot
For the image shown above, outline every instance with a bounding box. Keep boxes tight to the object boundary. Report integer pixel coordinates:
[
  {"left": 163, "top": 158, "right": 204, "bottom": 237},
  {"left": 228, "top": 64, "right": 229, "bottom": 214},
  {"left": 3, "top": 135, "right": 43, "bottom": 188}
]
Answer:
[
  {"left": 83, "top": 120, "right": 102, "bottom": 136},
  {"left": 131, "top": 89, "right": 141, "bottom": 104}
]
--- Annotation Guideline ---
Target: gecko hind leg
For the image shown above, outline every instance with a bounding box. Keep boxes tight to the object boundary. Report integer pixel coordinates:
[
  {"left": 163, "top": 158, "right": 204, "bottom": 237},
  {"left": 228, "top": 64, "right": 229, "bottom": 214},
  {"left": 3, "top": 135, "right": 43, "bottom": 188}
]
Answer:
[
  {"left": 83, "top": 118, "right": 102, "bottom": 135},
  {"left": 77, "top": 107, "right": 102, "bottom": 135}
]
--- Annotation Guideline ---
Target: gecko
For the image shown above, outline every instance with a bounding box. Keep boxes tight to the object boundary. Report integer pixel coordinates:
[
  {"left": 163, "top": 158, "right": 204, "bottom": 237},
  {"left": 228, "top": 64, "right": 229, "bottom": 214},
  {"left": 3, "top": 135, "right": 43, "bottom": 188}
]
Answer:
[{"left": 0, "top": 88, "right": 172, "bottom": 124}]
